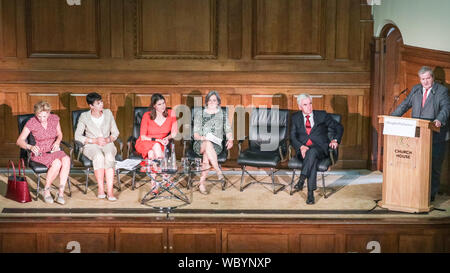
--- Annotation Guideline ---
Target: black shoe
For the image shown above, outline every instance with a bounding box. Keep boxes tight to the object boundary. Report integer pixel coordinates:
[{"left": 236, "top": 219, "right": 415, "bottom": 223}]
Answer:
[
  {"left": 294, "top": 175, "right": 306, "bottom": 191},
  {"left": 306, "top": 191, "right": 315, "bottom": 205}
]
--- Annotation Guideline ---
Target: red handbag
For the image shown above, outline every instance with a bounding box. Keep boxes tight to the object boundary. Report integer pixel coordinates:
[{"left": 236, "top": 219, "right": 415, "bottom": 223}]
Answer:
[{"left": 6, "top": 159, "right": 32, "bottom": 203}]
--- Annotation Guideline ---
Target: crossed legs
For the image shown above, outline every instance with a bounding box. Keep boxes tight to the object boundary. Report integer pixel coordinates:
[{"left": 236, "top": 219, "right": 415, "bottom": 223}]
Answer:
[{"left": 198, "top": 140, "right": 222, "bottom": 192}]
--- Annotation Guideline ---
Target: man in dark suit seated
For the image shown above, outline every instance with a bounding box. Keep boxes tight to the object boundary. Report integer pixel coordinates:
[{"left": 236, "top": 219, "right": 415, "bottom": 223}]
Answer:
[
  {"left": 391, "top": 66, "right": 450, "bottom": 202},
  {"left": 290, "top": 94, "right": 344, "bottom": 204}
]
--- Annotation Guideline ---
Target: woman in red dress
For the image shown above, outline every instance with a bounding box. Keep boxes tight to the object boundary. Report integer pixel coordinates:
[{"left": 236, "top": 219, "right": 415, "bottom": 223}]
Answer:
[
  {"left": 135, "top": 93, "right": 178, "bottom": 160},
  {"left": 16, "top": 101, "right": 71, "bottom": 205}
]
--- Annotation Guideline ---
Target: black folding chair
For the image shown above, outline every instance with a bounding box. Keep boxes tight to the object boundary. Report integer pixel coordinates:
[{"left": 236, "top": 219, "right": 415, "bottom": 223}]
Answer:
[{"left": 237, "top": 108, "right": 289, "bottom": 194}]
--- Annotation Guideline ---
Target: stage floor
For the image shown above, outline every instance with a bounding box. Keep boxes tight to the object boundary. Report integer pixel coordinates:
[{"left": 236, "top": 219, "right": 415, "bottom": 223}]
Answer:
[{"left": 1, "top": 169, "right": 449, "bottom": 219}]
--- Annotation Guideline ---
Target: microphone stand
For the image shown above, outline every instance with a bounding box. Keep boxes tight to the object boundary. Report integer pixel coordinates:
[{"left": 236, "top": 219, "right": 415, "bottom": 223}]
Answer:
[{"left": 388, "top": 88, "right": 408, "bottom": 114}]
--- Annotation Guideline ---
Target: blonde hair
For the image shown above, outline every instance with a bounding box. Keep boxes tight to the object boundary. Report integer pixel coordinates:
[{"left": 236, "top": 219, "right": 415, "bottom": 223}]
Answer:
[{"left": 34, "top": 101, "right": 51, "bottom": 115}]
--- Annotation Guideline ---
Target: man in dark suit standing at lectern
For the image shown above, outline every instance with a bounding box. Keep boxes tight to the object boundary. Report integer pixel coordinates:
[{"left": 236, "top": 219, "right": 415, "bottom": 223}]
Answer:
[
  {"left": 391, "top": 66, "right": 450, "bottom": 202},
  {"left": 290, "top": 94, "right": 343, "bottom": 204}
]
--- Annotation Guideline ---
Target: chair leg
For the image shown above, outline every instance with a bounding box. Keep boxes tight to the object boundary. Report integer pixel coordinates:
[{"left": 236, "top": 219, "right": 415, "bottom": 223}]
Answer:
[
  {"left": 116, "top": 169, "right": 121, "bottom": 192},
  {"left": 132, "top": 170, "right": 136, "bottom": 190},
  {"left": 290, "top": 169, "right": 296, "bottom": 195},
  {"left": 35, "top": 174, "right": 41, "bottom": 201},
  {"left": 219, "top": 164, "right": 226, "bottom": 191},
  {"left": 67, "top": 176, "right": 72, "bottom": 197},
  {"left": 221, "top": 176, "right": 226, "bottom": 191},
  {"left": 322, "top": 172, "right": 327, "bottom": 199},
  {"left": 271, "top": 168, "right": 276, "bottom": 194},
  {"left": 84, "top": 168, "right": 90, "bottom": 194},
  {"left": 187, "top": 172, "right": 192, "bottom": 190},
  {"left": 240, "top": 166, "right": 245, "bottom": 192}
]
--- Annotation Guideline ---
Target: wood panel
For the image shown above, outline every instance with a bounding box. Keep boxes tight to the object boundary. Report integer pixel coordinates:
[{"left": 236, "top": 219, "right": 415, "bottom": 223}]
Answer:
[
  {"left": 136, "top": 0, "right": 217, "bottom": 59},
  {"left": 47, "top": 232, "right": 111, "bottom": 253},
  {"left": 116, "top": 227, "right": 167, "bottom": 253},
  {"left": 222, "top": 228, "right": 292, "bottom": 253},
  {"left": 253, "top": 0, "right": 326, "bottom": 59},
  {"left": 1, "top": 220, "right": 449, "bottom": 253},
  {"left": 26, "top": 0, "right": 100, "bottom": 58},
  {"left": 299, "top": 234, "right": 336, "bottom": 253},
  {"left": 168, "top": 228, "right": 220, "bottom": 253},
  {"left": 1, "top": 233, "right": 37, "bottom": 253},
  {"left": 399, "top": 235, "right": 434, "bottom": 253},
  {"left": 345, "top": 234, "right": 398, "bottom": 253}
]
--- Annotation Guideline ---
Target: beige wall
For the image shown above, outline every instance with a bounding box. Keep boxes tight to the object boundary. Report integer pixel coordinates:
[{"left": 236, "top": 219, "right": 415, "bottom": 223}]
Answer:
[{"left": 373, "top": 0, "right": 450, "bottom": 52}]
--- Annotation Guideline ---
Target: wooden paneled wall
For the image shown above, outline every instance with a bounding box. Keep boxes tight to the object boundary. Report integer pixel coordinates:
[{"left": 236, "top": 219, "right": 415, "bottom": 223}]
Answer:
[
  {"left": 0, "top": 0, "right": 373, "bottom": 168},
  {"left": 0, "top": 218, "right": 449, "bottom": 253}
]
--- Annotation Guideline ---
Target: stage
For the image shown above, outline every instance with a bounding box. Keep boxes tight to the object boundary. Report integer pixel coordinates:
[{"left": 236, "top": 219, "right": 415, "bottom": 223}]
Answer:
[{"left": 0, "top": 169, "right": 449, "bottom": 253}]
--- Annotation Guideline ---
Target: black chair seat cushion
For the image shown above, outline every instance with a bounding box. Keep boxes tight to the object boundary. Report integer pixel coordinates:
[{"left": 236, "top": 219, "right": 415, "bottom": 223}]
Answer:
[
  {"left": 237, "top": 150, "right": 281, "bottom": 168},
  {"left": 185, "top": 147, "right": 228, "bottom": 163},
  {"left": 287, "top": 157, "right": 331, "bottom": 172},
  {"left": 29, "top": 160, "right": 48, "bottom": 173}
]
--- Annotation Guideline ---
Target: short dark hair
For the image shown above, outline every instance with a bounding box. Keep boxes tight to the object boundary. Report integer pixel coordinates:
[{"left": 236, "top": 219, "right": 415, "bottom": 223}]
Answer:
[{"left": 86, "top": 92, "right": 102, "bottom": 106}]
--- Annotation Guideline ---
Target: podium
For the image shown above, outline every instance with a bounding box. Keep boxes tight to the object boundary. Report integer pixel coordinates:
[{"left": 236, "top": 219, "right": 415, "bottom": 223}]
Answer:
[{"left": 378, "top": 115, "right": 439, "bottom": 213}]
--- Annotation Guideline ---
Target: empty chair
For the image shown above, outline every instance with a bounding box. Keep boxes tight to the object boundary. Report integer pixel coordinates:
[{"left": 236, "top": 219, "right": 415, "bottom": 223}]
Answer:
[{"left": 237, "top": 107, "right": 289, "bottom": 194}]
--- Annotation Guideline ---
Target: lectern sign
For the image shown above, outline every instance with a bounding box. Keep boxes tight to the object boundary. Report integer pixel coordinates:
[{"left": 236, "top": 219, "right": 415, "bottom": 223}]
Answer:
[{"left": 382, "top": 117, "right": 416, "bottom": 137}]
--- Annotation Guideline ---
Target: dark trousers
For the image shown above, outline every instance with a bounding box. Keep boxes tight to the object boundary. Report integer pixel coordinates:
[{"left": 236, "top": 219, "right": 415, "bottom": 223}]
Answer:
[
  {"left": 297, "top": 145, "right": 327, "bottom": 191},
  {"left": 431, "top": 141, "right": 447, "bottom": 197}
]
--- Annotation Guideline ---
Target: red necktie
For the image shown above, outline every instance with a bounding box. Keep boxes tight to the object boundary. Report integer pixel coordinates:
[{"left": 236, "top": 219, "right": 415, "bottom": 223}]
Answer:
[
  {"left": 305, "top": 115, "right": 313, "bottom": 146},
  {"left": 422, "top": 88, "right": 430, "bottom": 107}
]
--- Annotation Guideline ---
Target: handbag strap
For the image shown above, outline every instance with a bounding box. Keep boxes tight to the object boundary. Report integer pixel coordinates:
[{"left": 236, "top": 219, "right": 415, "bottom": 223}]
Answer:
[
  {"left": 8, "top": 160, "right": 16, "bottom": 178},
  {"left": 19, "top": 158, "right": 26, "bottom": 177}
]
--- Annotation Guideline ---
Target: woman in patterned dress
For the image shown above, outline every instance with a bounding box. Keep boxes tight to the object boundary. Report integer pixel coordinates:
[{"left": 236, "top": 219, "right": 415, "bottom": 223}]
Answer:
[
  {"left": 16, "top": 101, "right": 71, "bottom": 204},
  {"left": 193, "top": 91, "right": 233, "bottom": 194}
]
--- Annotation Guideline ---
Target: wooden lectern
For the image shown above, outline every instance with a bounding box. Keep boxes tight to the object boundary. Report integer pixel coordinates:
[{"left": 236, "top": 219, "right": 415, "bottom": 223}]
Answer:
[{"left": 378, "top": 115, "right": 439, "bottom": 213}]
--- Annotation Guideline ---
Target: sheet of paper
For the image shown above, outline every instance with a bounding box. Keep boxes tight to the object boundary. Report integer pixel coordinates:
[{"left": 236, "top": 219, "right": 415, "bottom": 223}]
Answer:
[
  {"left": 115, "top": 159, "right": 142, "bottom": 170},
  {"left": 383, "top": 117, "right": 417, "bottom": 137},
  {"left": 205, "top": 133, "right": 222, "bottom": 146}
]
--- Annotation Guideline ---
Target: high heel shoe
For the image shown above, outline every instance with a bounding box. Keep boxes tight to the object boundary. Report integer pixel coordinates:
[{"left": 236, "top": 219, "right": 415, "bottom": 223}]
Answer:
[{"left": 55, "top": 192, "right": 65, "bottom": 205}]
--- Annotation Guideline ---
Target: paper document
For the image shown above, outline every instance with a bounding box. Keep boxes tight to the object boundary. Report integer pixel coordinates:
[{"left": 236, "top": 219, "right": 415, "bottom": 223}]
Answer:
[
  {"left": 205, "top": 133, "right": 222, "bottom": 146},
  {"left": 383, "top": 117, "right": 417, "bottom": 137},
  {"left": 115, "top": 159, "right": 142, "bottom": 170}
]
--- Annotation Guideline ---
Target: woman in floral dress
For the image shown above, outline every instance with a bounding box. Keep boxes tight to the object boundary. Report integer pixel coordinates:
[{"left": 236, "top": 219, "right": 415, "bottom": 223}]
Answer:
[{"left": 16, "top": 101, "right": 71, "bottom": 204}]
